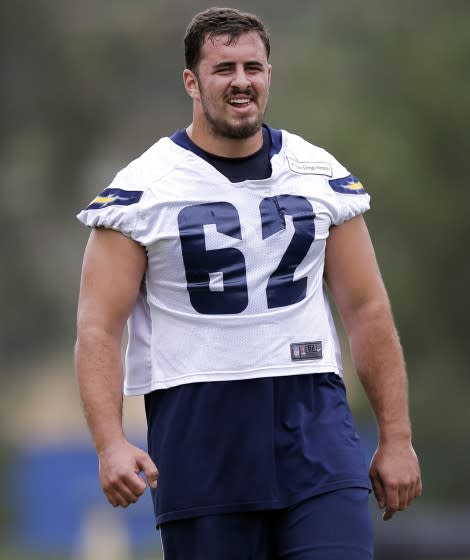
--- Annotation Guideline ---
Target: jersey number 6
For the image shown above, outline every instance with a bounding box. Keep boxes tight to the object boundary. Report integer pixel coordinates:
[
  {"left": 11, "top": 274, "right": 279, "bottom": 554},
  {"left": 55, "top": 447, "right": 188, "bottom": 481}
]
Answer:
[{"left": 177, "top": 195, "right": 315, "bottom": 314}]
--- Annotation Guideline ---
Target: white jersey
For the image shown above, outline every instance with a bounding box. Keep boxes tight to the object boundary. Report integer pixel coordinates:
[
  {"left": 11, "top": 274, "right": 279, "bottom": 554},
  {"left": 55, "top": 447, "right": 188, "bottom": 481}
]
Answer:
[{"left": 77, "top": 129, "right": 370, "bottom": 394}]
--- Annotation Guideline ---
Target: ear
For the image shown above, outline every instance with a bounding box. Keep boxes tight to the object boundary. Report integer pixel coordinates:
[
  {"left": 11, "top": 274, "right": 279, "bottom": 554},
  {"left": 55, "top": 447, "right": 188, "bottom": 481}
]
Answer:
[
  {"left": 267, "top": 63, "right": 272, "bottom": 89},
  {"left": 183, "top": 69, "right": 200, "bottom": 100}
]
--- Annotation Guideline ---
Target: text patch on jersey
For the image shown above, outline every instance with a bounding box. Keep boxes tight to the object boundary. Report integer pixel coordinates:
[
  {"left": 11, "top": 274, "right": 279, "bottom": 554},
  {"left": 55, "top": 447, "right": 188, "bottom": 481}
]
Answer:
[
  {"left": 328, "top": 175, "right": 365, "bottom": 195},
  {"left": 290, "top": 341, "right": 323, "bottom": 361},
  {"left": 287, "top": 158, "right": 333, "bottom": 177},
  {"left": 86, "top": 188, "right": 143, "bottom": 209}
]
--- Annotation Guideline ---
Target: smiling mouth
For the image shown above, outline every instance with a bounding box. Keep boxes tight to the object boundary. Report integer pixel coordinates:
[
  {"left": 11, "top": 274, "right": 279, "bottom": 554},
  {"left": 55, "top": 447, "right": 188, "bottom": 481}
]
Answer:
[
  {"left": 228, "top": 98, "right": 251, "bottom": 105},
  {"left": 226, "top": 97, "right": 254, "bottom": 112}
]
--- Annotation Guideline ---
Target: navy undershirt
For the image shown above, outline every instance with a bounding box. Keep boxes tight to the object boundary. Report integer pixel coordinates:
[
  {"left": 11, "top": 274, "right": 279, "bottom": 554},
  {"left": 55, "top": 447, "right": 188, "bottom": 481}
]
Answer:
[{"left": 170, "top": 124, "right": 282, "bottom": 182}]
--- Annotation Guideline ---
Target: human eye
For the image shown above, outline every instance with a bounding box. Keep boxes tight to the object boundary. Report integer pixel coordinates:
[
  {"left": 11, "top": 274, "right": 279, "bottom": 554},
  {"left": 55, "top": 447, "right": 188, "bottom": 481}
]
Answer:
[
  {"left": 214, "top": 64, "right": 233, "bottom": 75},
  {"left": 245, "top": 63, "right": 264, "bottom": 74}
]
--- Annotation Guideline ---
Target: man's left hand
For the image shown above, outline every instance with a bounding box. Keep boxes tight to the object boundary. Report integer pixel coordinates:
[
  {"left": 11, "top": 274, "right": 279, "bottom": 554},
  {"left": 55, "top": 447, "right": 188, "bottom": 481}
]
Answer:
[{"left": 369, "top": 440, "right": 422, "bottom": 520}]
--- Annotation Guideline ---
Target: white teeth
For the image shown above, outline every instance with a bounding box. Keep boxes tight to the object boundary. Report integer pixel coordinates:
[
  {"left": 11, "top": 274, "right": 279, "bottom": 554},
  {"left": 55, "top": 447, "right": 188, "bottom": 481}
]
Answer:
[{"left": 229, "top": 98, "right": 250, "bottom": 104}]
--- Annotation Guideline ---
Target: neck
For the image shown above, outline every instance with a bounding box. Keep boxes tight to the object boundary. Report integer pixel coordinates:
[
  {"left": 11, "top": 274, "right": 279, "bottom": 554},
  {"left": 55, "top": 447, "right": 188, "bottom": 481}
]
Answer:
[{"left": 186, "top": 121, "right": 264, "bottom": 158}]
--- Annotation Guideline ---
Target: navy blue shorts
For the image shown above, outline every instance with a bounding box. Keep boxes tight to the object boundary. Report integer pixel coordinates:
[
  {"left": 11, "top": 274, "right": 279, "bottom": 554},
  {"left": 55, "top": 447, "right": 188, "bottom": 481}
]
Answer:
[
  {"left": 145, "top": 373, "right": 371, "bottom": 526},
  {"left": 160, "top": 487, "right": 374, "bottom": 559}
]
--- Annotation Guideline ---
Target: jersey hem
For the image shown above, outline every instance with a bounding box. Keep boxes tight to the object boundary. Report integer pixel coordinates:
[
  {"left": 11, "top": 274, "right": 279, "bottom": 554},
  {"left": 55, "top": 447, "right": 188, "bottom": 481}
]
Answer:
[
  {"left": 155, "top": 478, "right": 371, "bottom": 527},
  {"left": 124, "top": 365, "right": 343, "bottom": 395}
]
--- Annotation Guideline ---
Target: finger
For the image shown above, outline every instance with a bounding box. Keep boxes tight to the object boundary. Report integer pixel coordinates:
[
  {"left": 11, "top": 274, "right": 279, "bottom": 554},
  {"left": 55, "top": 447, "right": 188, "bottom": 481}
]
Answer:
[
  {"left": 399, "top": 481, "right": 412, "bottom": 511},
  {"left": 106, "top": 489, "right": 131, "bottom": 508},
  {"left": 415, "top": 476, "right": 423, "bottom": 498},
  {"left": 404, "top": 475, "right": 422, "bottom": 507},
  {"left": 406, "top": 478, "right": 422, "bottom": 504},
  {"left": 369, "top": 469, "right": 386, "bottom": 509},
  {"left": 137, "top": 453, "right": 159, "bottom": 489},
  {"left": 406, "top": 482, "right": 417, "bottom": 507},
  {"left": 382, "top": 507, "right": 395, "bottom": 521},
  {"left": 106, "top": 490, "right": 119, "bottom": 508},
  {"left": 383, "top": 482, "right": 399, "bottom": 516},
  {"left": 113, "top": 483, "right": 141, "bottom": 506},
  {"left": 106, "top": 475, "right": 143, "bottom": 505},
  {"left": 122, "top": 471, "right": 147, "bottom": 496}
]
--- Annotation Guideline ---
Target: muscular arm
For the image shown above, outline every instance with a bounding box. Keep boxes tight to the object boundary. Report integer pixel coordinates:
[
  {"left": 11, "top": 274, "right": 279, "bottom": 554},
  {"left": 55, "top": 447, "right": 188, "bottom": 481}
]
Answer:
[
  {"left": 75, "top": 228, "right": 158, "bottom": 507},
  {"left": 324, "top": 215, "right": 422, "bottom": 519}
]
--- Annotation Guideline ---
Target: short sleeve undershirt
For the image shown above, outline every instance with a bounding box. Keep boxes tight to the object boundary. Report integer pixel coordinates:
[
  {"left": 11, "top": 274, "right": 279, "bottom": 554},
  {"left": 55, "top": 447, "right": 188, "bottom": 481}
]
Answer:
[{"left": 170, "top": 125, "right": 282, "bottom": 182}]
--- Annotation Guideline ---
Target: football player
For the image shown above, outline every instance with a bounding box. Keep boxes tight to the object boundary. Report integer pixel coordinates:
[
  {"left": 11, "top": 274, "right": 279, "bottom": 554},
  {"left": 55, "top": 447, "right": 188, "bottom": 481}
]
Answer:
[{"left": 75, "top": 7, "right": 422, "bottom": 559}]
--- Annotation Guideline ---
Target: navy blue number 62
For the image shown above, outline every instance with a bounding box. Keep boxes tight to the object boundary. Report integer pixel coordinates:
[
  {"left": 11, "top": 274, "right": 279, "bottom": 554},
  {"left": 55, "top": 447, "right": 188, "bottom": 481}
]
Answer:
[{"left": 177, "top": 196, "right": 315, "bottom": 314}]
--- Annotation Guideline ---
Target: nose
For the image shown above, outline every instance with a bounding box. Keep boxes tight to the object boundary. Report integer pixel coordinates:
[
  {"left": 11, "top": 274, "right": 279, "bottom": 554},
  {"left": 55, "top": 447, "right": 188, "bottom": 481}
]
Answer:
[{"left": 230, "top": 66, "right": 251, "bottom": 91}]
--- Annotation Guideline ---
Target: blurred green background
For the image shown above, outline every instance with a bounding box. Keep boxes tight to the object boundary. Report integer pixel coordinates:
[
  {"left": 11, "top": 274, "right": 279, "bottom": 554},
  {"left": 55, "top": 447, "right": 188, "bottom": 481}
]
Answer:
[{"left": 1, "top": 0, "right": 469, "bottom": 558}]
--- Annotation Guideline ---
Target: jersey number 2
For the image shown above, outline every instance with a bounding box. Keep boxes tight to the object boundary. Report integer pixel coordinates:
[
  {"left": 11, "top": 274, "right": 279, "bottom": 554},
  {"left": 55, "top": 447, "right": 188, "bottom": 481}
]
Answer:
[{"left": 177, "top": 195, "right": 315, "bottom": 314}]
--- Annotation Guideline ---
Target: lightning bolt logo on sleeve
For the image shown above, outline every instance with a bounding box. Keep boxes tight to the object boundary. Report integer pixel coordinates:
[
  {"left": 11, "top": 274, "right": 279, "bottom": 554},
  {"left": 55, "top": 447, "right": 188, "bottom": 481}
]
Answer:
[
  {"left": 86, "top": 188, "right": 143, "bottom": 209},
  {"left": 328, "top": 175, "right": 366, "bottom": 195}
]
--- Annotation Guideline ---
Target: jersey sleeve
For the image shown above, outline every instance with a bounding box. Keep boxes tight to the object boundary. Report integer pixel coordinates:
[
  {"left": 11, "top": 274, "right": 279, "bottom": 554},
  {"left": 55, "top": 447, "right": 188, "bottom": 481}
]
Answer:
[
  {"left": 76, "top": 162, "right": 146, "bottom": 242},
  {"left": 322, "top": 150, "right": 370, "bottom": 226}
]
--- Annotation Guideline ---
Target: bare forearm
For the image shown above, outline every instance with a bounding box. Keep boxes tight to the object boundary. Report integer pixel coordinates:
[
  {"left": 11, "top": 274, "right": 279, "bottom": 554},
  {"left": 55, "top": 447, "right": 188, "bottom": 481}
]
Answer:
[
  {"left": 325, "top": 217, "right": 421, "bottom": 516},
  {"left": 75, "top": 327, "right": 126, "bottom": 453},
  {"left": 74, "top": 229, "right": 158, "bottom": 508},
  {"left": 347, "top": 299, "right": 411, "bottom": 442}
]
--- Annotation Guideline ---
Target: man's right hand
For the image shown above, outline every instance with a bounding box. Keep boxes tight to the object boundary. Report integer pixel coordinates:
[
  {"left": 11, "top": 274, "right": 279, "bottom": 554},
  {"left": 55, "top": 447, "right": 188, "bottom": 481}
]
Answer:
[{"left": 98, "top": 440, "right": 159, "bottom": 508}]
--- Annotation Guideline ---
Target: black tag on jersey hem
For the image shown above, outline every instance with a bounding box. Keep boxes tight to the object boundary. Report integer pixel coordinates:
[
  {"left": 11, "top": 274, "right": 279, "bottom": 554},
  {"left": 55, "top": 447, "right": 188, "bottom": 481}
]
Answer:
[{"left": 290, "top": 341, "right": 323, "bottom": 360}]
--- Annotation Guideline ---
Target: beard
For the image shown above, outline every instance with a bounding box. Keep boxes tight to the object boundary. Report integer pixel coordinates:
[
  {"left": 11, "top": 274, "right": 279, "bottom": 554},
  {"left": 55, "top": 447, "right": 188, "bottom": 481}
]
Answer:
[
  {"left": 206, "top": 113, "right": 263, "bottom": 139},
  {"left": 199, "top": 85, "right": 265, "bottom": 140}
]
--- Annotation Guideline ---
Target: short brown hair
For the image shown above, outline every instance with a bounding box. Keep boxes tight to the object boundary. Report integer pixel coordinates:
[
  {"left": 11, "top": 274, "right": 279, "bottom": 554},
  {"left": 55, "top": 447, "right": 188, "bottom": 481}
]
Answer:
[{"left": 184, "top": 7, "right": 270, "bottom": 71}]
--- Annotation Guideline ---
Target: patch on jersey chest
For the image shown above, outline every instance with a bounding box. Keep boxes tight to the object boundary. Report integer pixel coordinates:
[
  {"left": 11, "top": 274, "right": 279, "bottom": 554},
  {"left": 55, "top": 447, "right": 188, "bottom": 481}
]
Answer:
[
  {"left": 86, "top": 187, "right": 143, "bottom": 209},
  {"left": 287, "top": 158, "right": 333, "bottom": 177},
  {"left": 290, "top": 341, "right": 323, "bottom": 360},
  {"left": 328, "top": 174, "right": 366, "bottom": 195}
]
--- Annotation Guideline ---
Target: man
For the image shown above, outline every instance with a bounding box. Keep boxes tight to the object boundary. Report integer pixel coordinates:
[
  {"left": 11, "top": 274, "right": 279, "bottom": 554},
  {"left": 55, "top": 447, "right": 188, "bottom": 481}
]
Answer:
[{"left": 75, "top": 7, "right": 422, "bottom": 559}]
